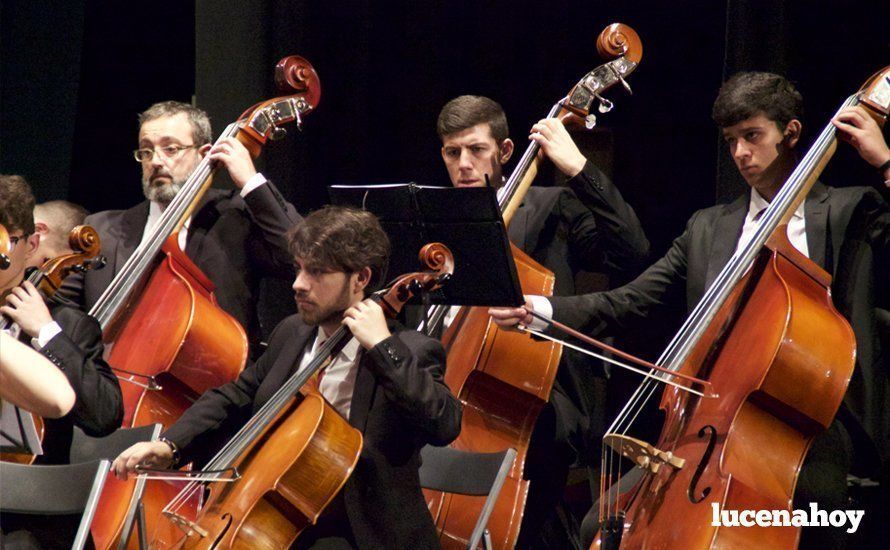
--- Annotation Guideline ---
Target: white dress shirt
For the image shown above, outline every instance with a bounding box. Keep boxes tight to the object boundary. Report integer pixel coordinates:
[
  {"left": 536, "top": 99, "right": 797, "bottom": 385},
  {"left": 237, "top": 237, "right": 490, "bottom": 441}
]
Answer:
[
  {"left": 735, "top": 189, "right": 808, "bottom": 257},
  {"left": 140, "top": 173, "right": 269, "bottom": 250},
  {"left": 297, "top": 329, "right": 362, "bottom": 419}
]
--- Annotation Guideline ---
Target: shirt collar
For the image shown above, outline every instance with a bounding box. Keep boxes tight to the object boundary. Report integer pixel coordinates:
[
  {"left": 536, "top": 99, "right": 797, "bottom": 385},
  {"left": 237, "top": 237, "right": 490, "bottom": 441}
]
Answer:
[
  {"left": 148, "top": 201, "right": 191, "bottom": 230},
  {"left": 747, "top": 188, "right": 805, "bottom": 222},
  {"left": 314, "top": 328, "right": 362, "bottom": 363}
]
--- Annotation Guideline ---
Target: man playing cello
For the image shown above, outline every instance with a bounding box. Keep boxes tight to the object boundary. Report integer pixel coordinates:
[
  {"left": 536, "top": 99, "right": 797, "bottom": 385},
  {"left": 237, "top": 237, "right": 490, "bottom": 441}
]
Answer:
[{"left": 112, "top": 206, "right": 462, "bottom": 548}]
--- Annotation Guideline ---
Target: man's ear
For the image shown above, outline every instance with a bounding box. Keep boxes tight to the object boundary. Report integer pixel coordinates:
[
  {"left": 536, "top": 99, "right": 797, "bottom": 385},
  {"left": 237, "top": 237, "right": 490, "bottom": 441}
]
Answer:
[
  {"left": 784, "top": 119, "right": 802, "bottom": 148},
  {"left": 198, "top": 143, "right": 212, "bottom": 158},
  {"left": 34, "top": 221, "right": 49, "bottom": 235},
  {"left": 24, "top": 233, "right": 40, "bottom": 260},
  {"left": 354, "top": 266, "right": 373, "bottom": 294},
  {"left": 499, "top": 138, "right": 514, "bottom": 165}
]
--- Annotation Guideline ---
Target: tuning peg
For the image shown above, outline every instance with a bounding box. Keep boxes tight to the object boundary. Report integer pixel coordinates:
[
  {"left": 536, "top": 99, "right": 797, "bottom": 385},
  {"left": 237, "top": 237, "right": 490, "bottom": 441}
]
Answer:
[
  {"left": 269, "top": 126, "right": 288, "bottom": 140},
  {"left": 597, "top": 96, "right": 614, "bottom": 114},
  {"left": 585, "top": 114, "right": 597, "bottom": 129},
  {"left": 619, "top": 74, "right": 633, "bottom": 95}
]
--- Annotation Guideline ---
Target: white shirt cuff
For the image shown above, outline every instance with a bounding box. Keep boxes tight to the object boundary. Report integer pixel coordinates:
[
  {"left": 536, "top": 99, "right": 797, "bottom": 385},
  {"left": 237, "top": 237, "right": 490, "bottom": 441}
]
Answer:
[
  {"left": 526, "top": 295, "right": 553, "bottom": 331},
  {"left": 32, "top": 321, "right": 63, "bottom": 350},
  {"left": 240, "top": 172, "right": 268, "bottom": 197}
]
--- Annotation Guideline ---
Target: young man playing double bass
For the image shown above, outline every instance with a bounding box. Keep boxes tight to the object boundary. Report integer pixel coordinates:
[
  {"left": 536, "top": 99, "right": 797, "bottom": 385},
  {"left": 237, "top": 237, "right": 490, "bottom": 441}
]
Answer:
[
  {"left": 112, "top": 206, "right": 462, "bottom": 549},
  {"left": 491, "top": 72, "right": 890, "bottom": 548},
  {"left": 437, "top": 94, "right": 650, "bottom": 546}
]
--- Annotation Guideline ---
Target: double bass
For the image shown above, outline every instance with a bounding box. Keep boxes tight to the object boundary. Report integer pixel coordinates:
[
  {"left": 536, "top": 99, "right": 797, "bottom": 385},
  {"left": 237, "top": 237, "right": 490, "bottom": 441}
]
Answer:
[
  {"left": 425, "top": 23, "right": 643, "bottom": 549},
  {"left": 593, "top": 66, "right": 889, "bottom": 548},
  {"left": 84, "top": 56, "right": 321, "bottom": 549},
  {"left": 145, "top": 243, "right": 454, "bottom": 548}
]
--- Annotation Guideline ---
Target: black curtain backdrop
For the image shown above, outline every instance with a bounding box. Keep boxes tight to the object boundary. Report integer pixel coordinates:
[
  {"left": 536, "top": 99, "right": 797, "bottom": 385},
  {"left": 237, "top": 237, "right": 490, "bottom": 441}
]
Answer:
[{"left": 1, "top": 0, "right": 887, "bottom": 313}]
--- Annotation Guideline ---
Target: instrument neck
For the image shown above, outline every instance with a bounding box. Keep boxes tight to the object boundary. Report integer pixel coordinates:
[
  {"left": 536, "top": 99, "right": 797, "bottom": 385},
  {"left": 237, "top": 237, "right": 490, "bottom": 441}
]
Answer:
[
  {"left": 497, "top": 102, "right": 563, "bottom": 226},
  {"left": 89, "top": 123, "right": 241, "bottom": 329}
]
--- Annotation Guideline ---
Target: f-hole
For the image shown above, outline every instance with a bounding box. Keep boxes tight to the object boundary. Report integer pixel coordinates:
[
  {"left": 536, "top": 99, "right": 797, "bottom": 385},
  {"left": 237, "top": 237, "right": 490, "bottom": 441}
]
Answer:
[{"left": 688, "top": 425, "right": 716, "bottom": 503}]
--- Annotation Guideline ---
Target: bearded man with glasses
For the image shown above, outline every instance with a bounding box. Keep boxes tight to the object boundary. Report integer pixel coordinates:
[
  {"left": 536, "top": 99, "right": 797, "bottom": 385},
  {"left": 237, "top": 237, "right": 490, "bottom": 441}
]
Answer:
[{"left": 58, "top": 101, "right": 300, "bottom": 351}]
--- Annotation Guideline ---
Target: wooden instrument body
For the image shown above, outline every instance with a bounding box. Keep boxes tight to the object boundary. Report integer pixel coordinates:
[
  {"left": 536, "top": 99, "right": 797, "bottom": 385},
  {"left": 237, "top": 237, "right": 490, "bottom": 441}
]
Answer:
[
  {"left": 106, "top": 235, "right": 247, "bottom": 426},
  {"left": 91, "top": 236, "right": 247, "bottom": 549},
  {"left": 427, "top": 245, "right": 561, "bottom": 549},
  {"left": 614, "top": 232, "right": 855, "bottom": 549},
  {"left": 155, "top": 391, "right": 362, "bottom": 549}
]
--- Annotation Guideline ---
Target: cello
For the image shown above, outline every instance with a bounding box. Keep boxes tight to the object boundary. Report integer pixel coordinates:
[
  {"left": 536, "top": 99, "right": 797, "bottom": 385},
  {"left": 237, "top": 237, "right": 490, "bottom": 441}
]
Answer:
[
  {"left": 425, "top": 23, "right": 642, "bottom": 549},
  {"left": 143, "top": 243, "right": 454, "bottom": 548},
  {"left": 85, "top": 56, "right": 321, "bottom": 549},
  {"left": 591, "top": 67, "right": 889, "bottom": 548}
]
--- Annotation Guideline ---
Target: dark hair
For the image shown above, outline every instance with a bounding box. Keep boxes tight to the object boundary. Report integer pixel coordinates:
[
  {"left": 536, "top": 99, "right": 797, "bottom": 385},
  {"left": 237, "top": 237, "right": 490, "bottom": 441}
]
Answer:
[
  {"left": 287, "top": 206, "right": 391, "bottom": 293},
  {"left": 138, "top": 100, "right": 213, "bottom": 145},
  {"left": 712, "top": 72, "right": 803, "bottom": 129},
  {"left": 437, "top": 95, "right": 509, "bottom": 142},
  {"left": 0, "top": 174, "right": 36, "bottom": 235}
]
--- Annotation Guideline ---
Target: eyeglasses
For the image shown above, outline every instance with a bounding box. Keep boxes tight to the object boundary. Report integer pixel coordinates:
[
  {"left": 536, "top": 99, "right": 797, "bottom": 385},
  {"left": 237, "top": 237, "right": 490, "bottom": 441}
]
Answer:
[
  {"left": 7, "top": 235, "right": 24, "bottom": 250},
  {"left": 132, "top": 144, "right": 198, "bottom": 163}
]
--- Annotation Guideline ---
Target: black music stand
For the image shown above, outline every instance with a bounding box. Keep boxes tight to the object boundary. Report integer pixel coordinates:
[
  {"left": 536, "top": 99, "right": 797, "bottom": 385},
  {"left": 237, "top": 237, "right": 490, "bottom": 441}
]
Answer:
[{"left": 328, "top": 183, "right": 523, "bottom": 307}]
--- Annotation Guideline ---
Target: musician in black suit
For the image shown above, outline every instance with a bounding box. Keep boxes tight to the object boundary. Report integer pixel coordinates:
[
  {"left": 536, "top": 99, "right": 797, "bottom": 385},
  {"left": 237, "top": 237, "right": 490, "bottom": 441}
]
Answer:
[
  {"left": 57, "top": 101, "right": 300, "bottom": 348},
  {"left": 112, "top": 206, "right": 462, "bottom": 549},
  {"left": 0, "top": 175, "right": 123, "bottom": 549},
  {"left": 491, "top": 72, "right": 890, "bottom": 548},
  {"left": 437, "top": 95, "right": 650, "bottom": 546}
]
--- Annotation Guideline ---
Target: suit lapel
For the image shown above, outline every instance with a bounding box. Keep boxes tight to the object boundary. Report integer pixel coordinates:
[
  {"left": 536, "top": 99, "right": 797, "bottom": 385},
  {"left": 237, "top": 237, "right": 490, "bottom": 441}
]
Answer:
[
  {"left": 281, "top": 321, "right": 318, "bottom": 378},
  {"left": 705, "top": 194, "right": 748, "bottom": 290},
  {"left": 117, "top": 202, "right": 150, "bottom": 270},
  {"left": 348, "top": 352, "right": 375, "bottom": 433},
  {"left": 184, "top": 190, "right": 222, "bottom": 257},
  {"left": 804, "top": 182, "right": 830, "bottom": 270}
]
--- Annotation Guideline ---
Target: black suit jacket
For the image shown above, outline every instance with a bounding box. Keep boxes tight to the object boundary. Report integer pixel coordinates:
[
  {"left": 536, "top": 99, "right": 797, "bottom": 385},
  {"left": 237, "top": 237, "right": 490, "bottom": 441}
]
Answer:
[
  {"left": 509, "top": 161, "right": 650, "bottom": 295},
  {"left": 551, "top": 182, "right": 890, "bottom": 469},
  {"left": 36, "top": 303, "right": 124, "bottom": 464},
  {"left": 163, "top": 315, "right": 462, "bottom": 549},
  {"left": 58, "top": 183, "right": 299, "bottom": 345}
]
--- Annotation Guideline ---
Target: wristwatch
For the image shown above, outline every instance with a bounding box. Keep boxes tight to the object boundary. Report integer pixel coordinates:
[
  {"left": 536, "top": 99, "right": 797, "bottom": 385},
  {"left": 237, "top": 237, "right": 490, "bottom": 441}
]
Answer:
[{"left": 158, "top": 437, "right": 181, "bottom": 466}]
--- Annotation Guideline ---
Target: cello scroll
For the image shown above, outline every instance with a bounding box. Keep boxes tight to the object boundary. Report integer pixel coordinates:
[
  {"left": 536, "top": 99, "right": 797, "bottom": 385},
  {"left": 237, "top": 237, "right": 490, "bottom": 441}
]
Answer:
[
  {"left": 378, "top": 243, "right": 454, "bottom": 317},
  {"left": 32, "top": 225, "right": 105, "bottom": 297}
]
